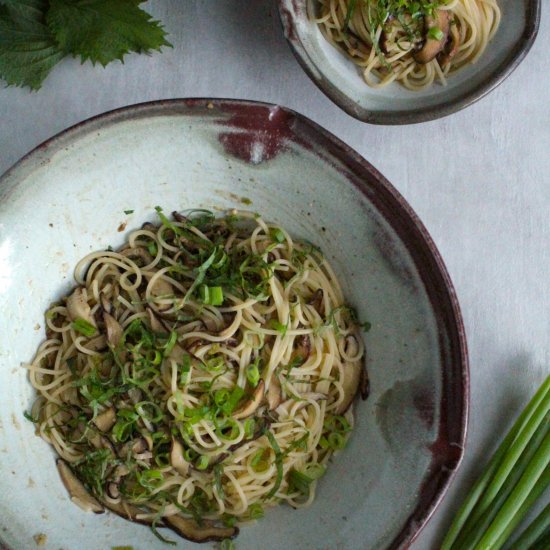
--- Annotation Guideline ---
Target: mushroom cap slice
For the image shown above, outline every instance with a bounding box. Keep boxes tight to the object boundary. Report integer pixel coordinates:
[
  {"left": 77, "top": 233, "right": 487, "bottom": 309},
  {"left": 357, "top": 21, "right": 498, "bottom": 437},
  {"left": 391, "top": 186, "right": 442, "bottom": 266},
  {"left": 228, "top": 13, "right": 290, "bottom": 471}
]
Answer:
[
  {"left": 103, "top": 312, "right": 123, "bottom": 348},
  {"left": 170, "top": 438, "right": 190, "bottom": 477},
  {"left": 146, "top": 307, "right": 169, "bottom": 334},
  {"left": 438, "top": 23, "right": 460, "bottom": 68},
  {"left": 266, "top": 375, "right": 282, "bottom": 410},
  {"left": 334, "top": 336, "right": 364, "bottom": 415},
  {"left": 86, "top": 334, "right": 107, "bottom": 352},
  {"left": 413, "top": 9, "right": 452, "bottom": 64},
  {"left": 232, "top": 380, "right": 265, "bottom": 420},
  {"left": 119, "top": 246, "right": 153, "bottom": 266},
  {"left": 102, "top": 500, "right": 160, "bottom": 527},
  {"left": 66, "top": 287, "right": 96, "bottom": 327},
  {"left": 164, "top": 514, "right": 239, "bottom": 543},
  {"left": 308, "top": 289, "right": 324, "bottom": 315},
  {"left": 149, "top": 277, "right": 174, "bottom": 311},
  {"left": 93, "top": 407, "right": 116, "bottom": 432},
  {"left": 56, "top": 459, "right": 104, "bottom": 514}
]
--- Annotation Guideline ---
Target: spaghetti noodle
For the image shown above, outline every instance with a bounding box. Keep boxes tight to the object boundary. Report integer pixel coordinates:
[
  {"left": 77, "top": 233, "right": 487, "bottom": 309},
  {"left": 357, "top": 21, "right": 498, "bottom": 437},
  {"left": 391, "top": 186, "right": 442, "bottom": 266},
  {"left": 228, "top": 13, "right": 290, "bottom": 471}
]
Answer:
[
  {"left": 25, "top": 209, "right": 368, "bottom": 543},
  {"left": 315, "top": 0, "right": 501, "bottom": 90}
]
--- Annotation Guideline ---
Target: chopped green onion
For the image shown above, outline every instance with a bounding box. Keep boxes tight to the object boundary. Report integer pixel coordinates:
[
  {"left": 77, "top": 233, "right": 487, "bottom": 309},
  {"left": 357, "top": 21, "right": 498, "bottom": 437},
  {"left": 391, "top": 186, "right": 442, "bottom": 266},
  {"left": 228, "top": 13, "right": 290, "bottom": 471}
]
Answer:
[
  {"left": 270, "top": 228, "right": 285, "bottom": 243},
  {"left": 304, "top": 463, "right": 326, "bottom": 480},
  {"left": 247, "top": 503, "right": 264, "bottom": 520},
  {"left": 288, "top": 469, "right": 314, "bottom": 495},
  {"left": 209, "top": 286, "right": 224, "bottom": 306},
  {"left": 135, "top": 401, "right": 164, "bottom": 424},
  {"left": 243, "top": 330, "right": 264, "bottom": 350},
  {"left": 220, "top": 540, "right": 235, "bottom": 550},
  {"left": 250, "top": 449, "right": 270, "bottom": 473},
  {"left": 199, "top": 284, "right": 224, "bottom": 306},
  {"left": 123, "top": 210, "right": 134, "bottom": 215},
  {"left": 205, "top": 356, "right": 225, "bottom": 372},
  {"left": 214, "top": 388, "right": 230, "bottom": 407},
  {"left": 196, "top": 455, "right": 209, "bottom": 470},
  {"left": 244, "top": 418, "right": 256, "bottom": 438},
  {"left": 138, "top": 469, "right": 164, "bottom": 490},
  {"left": 216, "top": 419, "right": 240, "bottom": 442},
  {"left": 179, "top": 355, "right": 191, "bottom": 385},
  {"left": 147, "top": 241, "right": 158, "bottom": 256},
  {"left": 246, "top": 358, "right": 261, "bottom": 387},
  {"left": 72, "top": 318, "right": 96, "bottom": 337},
  {"left": 221, "top": 386, "right": 245, "bottom": 416},
  {"left": 163, "top": 331, "right": 178, "bottom": 357},
  {"left": 213, "top": 464, "right": 225, "bottom": 499},
  {"left": 223, "top": 514, "right": 238, "bottom": 528},
  {"left": 427, "top": 26, "right": 444, "bottom": 40}
]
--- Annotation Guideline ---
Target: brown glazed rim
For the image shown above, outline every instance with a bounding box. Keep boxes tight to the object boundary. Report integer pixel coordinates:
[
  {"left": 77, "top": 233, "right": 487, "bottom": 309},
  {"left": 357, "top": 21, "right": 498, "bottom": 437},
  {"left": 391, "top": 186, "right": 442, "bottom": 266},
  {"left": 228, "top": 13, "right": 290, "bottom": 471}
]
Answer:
[
  {"left": 277, "top": 0, "right": 541, "bottom": 125},
  {"left": 0, "top": 99, "right": 468, "bottom": 549}
]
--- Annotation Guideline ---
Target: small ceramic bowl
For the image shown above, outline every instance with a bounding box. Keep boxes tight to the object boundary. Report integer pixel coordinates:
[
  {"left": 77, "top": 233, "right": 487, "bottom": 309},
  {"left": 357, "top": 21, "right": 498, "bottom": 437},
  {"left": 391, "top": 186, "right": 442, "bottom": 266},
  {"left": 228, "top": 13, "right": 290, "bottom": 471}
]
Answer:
[
  {"left": 0, "top": 99, "right": 467, "bottom": 549},
  {"left": 277, "top": 0, "right": 541, "bottom": 124}
]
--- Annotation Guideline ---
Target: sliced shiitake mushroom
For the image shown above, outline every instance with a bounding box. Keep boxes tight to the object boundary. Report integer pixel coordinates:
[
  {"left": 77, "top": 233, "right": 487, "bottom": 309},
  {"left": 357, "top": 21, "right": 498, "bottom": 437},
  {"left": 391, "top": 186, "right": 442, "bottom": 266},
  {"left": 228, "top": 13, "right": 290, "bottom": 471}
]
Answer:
[
  {"left": 164, "top": 514, "right": 239, "bottom": 543},
  {"left": 86, "top": 334, "right": 107, "bottom": 352},
  {"left": 66, "top": 287, "right": 96, "bottom": 327},
  {"left": 119, "top": 246, "right": 153, "bottom": 266},
  {"left": 170, "top": 438, "right": 190, "bottom": 477},
  {"left": 438, "top": 22, "right": 460, "bottom": 68},
  {"left": 141, "top": 222, "right": 158, "bottom": 232},
  {"left": 414, "top": 9, "right": 452, "bottom": 64},
  {"left": 266, "top": 375, "right": 282, "bottom": 410},
  {"left": 334, "top": 335, "right": 364, "bottom": 414},
  {"left": 100, "top": 292, "right": 112, "bottom": 314},
  {"left": 105, "top": 482, "right": 120, "bottom": 500},
  {"left": 149, "top": 277, "right": 174, "bottom": 311},
  {"left": 102, "top": 500, "right": 159, "bottom": 527},
  {"left": 294, "top": 335, "right": 311, "bottom": 364},
  {"left": 93, "top": 407, "right": 116, "bottom": 432},
  {"left": 146, "top": 307, "right": 169, "bottom": 334},
  {"left": 233, "top": 380, "right": 265, "bottom": 420},
  {"left": 56, "top": 459, "right": 104, "bottom": 514},
  {"left": 308, "top": 289, "right": 324, "bottom": 315},
  {"left": 103, "top": 312, "right": 123, "bottom": 348}
]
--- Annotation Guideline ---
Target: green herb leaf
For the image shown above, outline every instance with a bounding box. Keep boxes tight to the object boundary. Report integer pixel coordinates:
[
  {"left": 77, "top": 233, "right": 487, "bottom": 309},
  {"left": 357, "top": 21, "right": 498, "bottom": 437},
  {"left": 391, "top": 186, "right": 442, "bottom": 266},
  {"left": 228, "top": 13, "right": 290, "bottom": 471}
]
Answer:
[
  {"left": 47, "top": 0, "right": 171, "bottom": 66},
  {"left": 124, "top": 209, "right": 134, "bottom": 215},
  {"left": 0, "top": 3, "right": 65, "bottom": 90},
  {"left": 265, "top": 430, "right": 283, "bottom": 498}
]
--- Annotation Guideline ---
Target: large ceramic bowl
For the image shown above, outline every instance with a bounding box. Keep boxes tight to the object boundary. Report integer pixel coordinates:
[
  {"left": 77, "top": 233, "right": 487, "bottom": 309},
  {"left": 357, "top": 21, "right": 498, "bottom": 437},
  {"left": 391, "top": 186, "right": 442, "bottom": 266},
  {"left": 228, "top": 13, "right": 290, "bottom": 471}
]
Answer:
[
  {"left": 278, "top": 0, "right": 541, "bottom": 124},
  {"left": 0, "top": 99, "right": 467, "bottom": 549}
]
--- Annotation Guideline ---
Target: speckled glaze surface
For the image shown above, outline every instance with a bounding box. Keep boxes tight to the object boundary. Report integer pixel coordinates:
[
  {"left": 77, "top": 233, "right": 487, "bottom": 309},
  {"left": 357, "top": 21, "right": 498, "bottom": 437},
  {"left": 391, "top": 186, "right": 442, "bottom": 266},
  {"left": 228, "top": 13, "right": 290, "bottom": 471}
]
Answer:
[
  {"left": 277, "top": 0, "right": 541, "bottom": 124},
  {"left": 0, "top": 99, "right": 467, "bottom": 550}
]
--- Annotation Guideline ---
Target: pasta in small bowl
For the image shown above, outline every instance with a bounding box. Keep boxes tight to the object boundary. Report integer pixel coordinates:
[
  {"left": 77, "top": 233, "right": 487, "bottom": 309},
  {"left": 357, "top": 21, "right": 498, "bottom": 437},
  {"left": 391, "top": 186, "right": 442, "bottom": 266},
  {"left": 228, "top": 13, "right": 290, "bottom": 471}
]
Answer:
[{"left": 277, "top": 0, "right": 540, "bottom": 124}]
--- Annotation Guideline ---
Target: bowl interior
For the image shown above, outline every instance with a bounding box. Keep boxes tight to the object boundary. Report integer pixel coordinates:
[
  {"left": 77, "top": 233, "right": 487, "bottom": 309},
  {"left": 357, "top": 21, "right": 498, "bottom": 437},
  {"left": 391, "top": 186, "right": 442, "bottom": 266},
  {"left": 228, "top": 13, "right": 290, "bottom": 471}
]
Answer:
[
  {"left": 0, "top": 100, "right": 466, "bottom": 549},
  {"left": 280, "top": 0, "right": 538, "bottom": 123}
]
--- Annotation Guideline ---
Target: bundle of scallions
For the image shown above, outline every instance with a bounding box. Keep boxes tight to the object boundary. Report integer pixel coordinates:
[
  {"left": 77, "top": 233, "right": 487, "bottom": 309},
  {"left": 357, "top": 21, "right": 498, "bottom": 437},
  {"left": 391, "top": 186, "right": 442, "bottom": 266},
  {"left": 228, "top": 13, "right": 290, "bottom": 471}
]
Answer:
[{"left": 442, "top": 375, "right": 550, "bottom": 550}]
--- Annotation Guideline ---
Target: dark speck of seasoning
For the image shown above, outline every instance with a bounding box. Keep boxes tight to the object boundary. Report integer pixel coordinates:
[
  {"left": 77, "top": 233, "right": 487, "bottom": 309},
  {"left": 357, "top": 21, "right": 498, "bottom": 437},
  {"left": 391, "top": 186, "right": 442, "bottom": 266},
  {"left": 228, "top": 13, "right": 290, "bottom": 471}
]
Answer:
[
  {"left": 117, "top": 222, "right": 127, "bottom": 232},
  {"left": 321, "top": 227, "right": 326, "bottom": 232},
  {"left": 241, "top": 197, "right": 252, "bottom": 206},
  {"left": 48, "top": 223, "right": 53, "bottom": 228},
  {"left": 307, "top": 212, "right": 311, "bottom": 216},
  {"left": 342, "top": 516, "right": 348, "bottom": 521}
]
